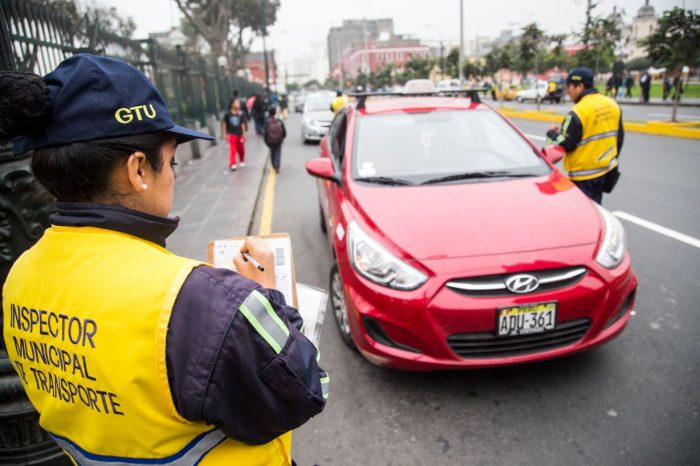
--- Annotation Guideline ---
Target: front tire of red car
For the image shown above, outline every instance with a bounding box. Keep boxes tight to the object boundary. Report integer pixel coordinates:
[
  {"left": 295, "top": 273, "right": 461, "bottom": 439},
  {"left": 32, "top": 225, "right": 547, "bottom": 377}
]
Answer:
[{"left": 330, "top": 263, "right": 357, "bottom": 350}]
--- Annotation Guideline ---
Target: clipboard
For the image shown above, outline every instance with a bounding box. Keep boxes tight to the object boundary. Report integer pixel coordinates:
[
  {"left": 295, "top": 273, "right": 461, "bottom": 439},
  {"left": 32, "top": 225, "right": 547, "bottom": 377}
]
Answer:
[{"left": 207, "top": 233, "right": 299, "bottom": 308}]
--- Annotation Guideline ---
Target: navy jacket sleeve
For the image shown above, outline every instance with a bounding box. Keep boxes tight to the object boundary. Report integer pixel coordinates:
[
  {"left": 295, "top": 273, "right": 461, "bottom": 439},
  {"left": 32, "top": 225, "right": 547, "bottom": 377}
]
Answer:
[
  {"left": 166, "top": 266, "right": 328, "bottom": 445},
  {"left": 546, "top": 111, "right": 583, "bottom": 153}
]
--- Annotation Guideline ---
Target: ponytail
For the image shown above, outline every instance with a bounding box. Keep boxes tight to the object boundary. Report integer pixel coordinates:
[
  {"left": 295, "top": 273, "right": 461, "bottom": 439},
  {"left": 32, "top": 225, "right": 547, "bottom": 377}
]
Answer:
[{"left": 0, "top": 72, "right": 52, "bottom": 139}]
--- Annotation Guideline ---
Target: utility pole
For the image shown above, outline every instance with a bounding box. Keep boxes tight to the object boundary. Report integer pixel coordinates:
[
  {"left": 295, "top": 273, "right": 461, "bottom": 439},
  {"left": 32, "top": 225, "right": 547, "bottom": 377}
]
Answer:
[
  {"left": 459, "top": 0, "right": 464, "bottom": 82},
  {"left": 259, "top": 0, "right": 271, "bottom": 94}
]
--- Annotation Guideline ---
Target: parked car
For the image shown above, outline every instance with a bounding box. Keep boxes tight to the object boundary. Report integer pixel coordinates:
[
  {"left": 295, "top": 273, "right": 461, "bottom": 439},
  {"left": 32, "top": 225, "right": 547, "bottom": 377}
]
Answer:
[
  {"left": 516, "top": 80, "right": 548, "bottom": 102},
  {"left": 305, "top": 93, "right": 637, "bottom": 370},
  {"left": 300, "top": 92, "right": 335, "bottom": 143},
  {"left": 294, "top": 93, "right": 307, "bottom": 113}
]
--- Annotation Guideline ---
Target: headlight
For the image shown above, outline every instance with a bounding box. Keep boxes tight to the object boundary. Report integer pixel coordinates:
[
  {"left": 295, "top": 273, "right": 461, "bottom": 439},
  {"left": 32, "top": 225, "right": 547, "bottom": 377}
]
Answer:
[
  {"left": 595, "top": 204, "right": 626, "bottom": 269},
  {"left": 347, "top": 221, "right": 427, "bottom": 290}
]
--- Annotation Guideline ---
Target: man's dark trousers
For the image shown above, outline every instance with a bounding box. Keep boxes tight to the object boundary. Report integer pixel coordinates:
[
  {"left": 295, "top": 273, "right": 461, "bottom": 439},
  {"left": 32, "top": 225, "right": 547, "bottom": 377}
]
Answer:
[
  {"left": 573, "top": 176, "right": 606, "bottom": 204},
  {"left": 270, "top": 144, "right": 282, "bottom": 172}
]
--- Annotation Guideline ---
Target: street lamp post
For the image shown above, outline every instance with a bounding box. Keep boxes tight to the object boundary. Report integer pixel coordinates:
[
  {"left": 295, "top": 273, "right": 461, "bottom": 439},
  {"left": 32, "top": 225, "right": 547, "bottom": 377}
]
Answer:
[{"left": 459, "top": 0, "right": 464, "bottom": 81}]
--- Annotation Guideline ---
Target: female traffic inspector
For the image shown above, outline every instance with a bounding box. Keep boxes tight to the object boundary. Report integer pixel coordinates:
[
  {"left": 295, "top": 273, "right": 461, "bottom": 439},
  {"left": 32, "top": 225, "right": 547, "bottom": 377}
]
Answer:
[{"left": 1, "top": 54, "right": 328, "bottom": 466}]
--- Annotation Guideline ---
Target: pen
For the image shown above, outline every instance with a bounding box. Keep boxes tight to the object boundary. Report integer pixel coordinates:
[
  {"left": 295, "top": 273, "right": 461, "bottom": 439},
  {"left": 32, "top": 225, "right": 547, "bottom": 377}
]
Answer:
[{"left": 242, "top": 252, "right": 265, "bottom": 272}]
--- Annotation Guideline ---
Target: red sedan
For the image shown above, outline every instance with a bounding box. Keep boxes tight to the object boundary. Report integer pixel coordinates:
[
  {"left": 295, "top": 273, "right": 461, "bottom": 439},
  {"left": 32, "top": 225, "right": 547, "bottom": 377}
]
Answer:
[{"left": 305, "top": 92, "right": 637, "bottom": 371}]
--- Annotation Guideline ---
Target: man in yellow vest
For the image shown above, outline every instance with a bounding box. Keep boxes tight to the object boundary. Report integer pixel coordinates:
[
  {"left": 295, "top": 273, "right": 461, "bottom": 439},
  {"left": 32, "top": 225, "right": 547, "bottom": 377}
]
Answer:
[
  {"left": 1, "top": 54, "right": 327, "bottom": 466},
  {"left": 546, "top": 67, "right": 624, "bottom": 204},
  {"left": 330, "top": 89, "right": 348, "bottom": 114}
]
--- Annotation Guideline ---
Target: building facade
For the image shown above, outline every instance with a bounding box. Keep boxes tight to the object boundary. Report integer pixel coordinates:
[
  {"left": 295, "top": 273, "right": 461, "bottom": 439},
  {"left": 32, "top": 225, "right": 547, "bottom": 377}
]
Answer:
[
  {"left": 626, "top": 1, "right": 657, "bottom": 60},
  {"left": 338, "top": 42, "right": 432, "bottom": 79},
  {"left": 327, "top": 19, "right": 394, "bottom": 72}
]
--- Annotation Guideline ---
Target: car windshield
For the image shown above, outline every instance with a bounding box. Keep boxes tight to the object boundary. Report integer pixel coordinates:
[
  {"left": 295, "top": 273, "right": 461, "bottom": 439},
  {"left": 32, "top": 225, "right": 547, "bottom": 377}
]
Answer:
[
  {"left": 352, "top": 110, "right": 549, "bottom": 184},
  {"left": 305, "top": 96, "right": 333, "bottom": 112}
]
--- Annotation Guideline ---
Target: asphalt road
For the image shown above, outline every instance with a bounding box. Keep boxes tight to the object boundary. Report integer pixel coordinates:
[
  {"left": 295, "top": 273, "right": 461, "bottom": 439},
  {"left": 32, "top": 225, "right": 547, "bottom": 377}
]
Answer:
[
  {"left": 492, "top": 98, "right": 700, "bottom": 122},
  {"left": 261, "top": 113, "right": 699, "bottom": 466}
]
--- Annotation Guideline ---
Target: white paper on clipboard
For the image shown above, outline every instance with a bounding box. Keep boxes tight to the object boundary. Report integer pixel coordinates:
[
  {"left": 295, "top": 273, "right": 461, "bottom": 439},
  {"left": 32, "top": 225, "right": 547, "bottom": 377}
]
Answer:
[
  {"left": 295, "top": 283, "right": 328, "bottom": 347},
  {"left": 212, "top": 237, "right": 295, "bottom": 306}
]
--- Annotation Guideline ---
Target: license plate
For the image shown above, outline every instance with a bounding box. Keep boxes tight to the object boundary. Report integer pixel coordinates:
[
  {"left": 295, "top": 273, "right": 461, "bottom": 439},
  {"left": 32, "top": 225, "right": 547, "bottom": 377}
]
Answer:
[{"left": 497, "top": 302, "right": 557, "bottom": 336}]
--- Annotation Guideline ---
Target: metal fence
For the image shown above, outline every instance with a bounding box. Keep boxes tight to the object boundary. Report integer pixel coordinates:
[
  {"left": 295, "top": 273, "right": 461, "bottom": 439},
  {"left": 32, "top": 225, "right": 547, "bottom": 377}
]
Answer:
[{"left": 0, "top": 0, "right": 263, "bottom": 127}]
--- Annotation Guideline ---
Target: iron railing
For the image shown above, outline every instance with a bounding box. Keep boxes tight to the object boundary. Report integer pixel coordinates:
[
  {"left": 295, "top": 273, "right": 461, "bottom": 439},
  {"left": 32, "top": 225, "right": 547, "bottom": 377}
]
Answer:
[{"left": 1, "top": 0, "right": 264, "bottom": 126}]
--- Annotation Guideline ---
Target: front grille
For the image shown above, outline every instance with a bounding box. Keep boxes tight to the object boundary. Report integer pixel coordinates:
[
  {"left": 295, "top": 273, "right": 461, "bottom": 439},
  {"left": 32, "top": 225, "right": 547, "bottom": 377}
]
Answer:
[
  {"left": 447, "top": 318, "right": 591, "bottom": 358},
  {"left": 446, "top": 266, "right": 587, "bottom": 297}
]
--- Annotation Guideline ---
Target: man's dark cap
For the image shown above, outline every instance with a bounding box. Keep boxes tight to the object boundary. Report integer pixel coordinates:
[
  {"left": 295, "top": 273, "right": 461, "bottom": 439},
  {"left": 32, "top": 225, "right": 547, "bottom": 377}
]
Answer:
[
  {"left": 13, "top": 53, "right": 213, "bottom": 155},
  {"left": 566, "top": 67, "right": 594, "bottom": 86}
]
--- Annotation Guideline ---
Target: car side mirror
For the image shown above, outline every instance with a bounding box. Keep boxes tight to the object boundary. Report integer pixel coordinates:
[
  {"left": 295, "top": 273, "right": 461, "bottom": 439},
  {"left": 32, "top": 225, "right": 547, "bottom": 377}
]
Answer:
[
  {"left": 542, "top": 145, "right": 565, "bottom": 165},
  {"left": 306, "top": 158, "right": 340, "bottom": 184}
]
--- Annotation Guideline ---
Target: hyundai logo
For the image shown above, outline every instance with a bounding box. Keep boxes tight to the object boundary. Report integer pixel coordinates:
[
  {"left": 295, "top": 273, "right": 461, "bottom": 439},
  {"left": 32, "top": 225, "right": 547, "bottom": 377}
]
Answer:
[{"left": 505, "top": 274, "right": 540, "bottom": 294}]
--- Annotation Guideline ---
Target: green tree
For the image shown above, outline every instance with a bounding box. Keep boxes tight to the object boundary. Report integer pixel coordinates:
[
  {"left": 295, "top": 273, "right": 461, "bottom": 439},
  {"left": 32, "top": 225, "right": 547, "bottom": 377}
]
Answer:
[
  {"left": 403, "top": 56, "right": 433, "bottom": 81},
  {"left": 174, "top": 0, "right": 280, "bottom": 71},
  {"left": 444, "top": 47, "right": 459, "bottom": 78},
  {"left": 518, "top": 23, "right": 545, "bottom": 79},
  {"left": 642, "top": 7, "right": 700, "bottom": 121},
  {"left": 624, "top": 56, "right": 651, "bottom": 71},
  {"left": 544, "top": 34, "right": 571, "bottom": 70},
  {"left": 369, "top": 64, "right": 394, "bottom": 89},
  {"left": 461, "top": 61, "right": 481, "bottom": 79},
  {"left": 577, "top": 1, "right": 622, "bottom": 75}
]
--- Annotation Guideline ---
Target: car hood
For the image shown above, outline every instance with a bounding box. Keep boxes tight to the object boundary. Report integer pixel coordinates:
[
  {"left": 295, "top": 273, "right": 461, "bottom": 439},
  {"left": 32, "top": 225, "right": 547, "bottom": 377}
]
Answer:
[
  {"left": 304, "top": 110, "right": 333, "bottom": 122},
  {"left": 349, "top": 172, "right": 602, "bottom": 260}
]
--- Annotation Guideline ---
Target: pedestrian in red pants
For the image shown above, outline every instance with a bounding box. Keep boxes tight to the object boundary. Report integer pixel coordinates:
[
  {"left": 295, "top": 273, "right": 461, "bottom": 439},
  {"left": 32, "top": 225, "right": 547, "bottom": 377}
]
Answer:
[{"left": 220, "top": 99, "right": 247, "bottom": 171}]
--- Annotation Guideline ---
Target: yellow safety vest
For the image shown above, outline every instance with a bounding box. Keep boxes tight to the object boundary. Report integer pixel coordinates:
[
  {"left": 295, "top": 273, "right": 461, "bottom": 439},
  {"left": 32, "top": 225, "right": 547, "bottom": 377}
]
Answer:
[
  {"left": 565, "top": 92, "right": 621, "bottom": 181},
  {"left": 3, "top": 225, "right": 291, "bottom": 465},
  {"left": 330, "top": 95, "right": 348, "bottom": 113}
]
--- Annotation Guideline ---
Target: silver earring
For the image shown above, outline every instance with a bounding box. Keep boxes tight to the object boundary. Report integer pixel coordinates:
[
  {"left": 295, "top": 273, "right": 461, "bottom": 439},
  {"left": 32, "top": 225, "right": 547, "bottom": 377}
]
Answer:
[{"left": 141, "top": 183, "right": 148, "bottom": 191}]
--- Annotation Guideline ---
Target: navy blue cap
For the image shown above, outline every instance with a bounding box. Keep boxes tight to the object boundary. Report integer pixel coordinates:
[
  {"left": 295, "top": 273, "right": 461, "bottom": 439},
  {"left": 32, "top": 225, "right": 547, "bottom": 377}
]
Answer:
[
  {"left": 13, "top": 54, "right": 213, "bottom": 155},
  {"left": 566, "top": 67, "right": 594, "bottom": 86}
]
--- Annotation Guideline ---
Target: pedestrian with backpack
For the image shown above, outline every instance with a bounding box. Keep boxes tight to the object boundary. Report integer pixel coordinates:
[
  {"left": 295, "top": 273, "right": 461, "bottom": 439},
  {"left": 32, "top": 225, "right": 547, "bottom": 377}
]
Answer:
[{"left": 264, "top": 107, "right": 286, "bottom": 173}]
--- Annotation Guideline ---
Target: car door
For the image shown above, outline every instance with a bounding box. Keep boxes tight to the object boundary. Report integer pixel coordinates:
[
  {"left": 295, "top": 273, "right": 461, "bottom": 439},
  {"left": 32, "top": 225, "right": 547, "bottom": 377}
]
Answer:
[{"left": 322, "top": 109, "right": 348, "bottom": 253}]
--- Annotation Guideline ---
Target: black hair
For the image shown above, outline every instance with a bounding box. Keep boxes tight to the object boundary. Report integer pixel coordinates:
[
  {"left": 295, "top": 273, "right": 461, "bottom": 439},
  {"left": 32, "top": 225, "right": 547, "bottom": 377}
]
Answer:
[
  {"left": 233, "top": 89, "right": 240, "bottom": 97},
  {"left": 268, "top": 107, "right": 277, "bottom": 116},
  {"left": 0, "top": 71, "right": 172, "bottom": 202}
]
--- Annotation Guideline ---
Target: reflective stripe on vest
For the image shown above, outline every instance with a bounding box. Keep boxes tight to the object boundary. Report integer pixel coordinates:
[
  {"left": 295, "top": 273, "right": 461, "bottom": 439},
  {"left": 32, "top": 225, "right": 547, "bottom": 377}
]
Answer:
[
  {"left": 568, "top": 156, "right": 618, "bottom": 178},
  {"left": 576, "top": 130, "right": 619, "bottom": 148},
  {"left": 320, "top": 373, "right": 330, "bottom": 400},
  {"left": 52, "top": 429, "right": 227, "bottom": 466},
  {"left": 239, "top": 290, "right": 290, "bottom": 354}
]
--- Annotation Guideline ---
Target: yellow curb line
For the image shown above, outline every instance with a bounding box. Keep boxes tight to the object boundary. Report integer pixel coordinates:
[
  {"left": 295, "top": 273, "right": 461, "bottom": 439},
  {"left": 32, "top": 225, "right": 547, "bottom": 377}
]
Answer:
[
  {"left": 496, "top": 108, "right": 700, "bottom": 140},
  {"left": 258, "top": 164, "right": 276, "bottom": 235}
]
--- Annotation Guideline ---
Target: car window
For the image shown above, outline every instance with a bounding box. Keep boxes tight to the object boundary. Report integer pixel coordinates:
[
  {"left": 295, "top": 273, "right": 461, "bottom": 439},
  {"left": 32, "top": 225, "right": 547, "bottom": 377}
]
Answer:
[
  {"left": 329, "top": 111, "right": 347, "bottom": 167},
  {"left": 352, "top": 110, "right": 549, "bottom": 183},
  {"left": 305, "top": 96, "right": 334, "bottom": 112}
]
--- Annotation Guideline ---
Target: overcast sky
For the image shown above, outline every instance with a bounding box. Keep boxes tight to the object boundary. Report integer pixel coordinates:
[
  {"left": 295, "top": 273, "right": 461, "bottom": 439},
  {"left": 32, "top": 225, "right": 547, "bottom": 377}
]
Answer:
[{"left": 102, "top": 0, "right": 695, "bottom": 79}]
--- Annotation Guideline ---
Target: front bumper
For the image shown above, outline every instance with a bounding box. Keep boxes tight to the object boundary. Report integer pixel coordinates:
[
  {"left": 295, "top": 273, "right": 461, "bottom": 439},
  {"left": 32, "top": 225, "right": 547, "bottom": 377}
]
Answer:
[{"left": 339, "top": 246, "right": 638, "bottom": 371}]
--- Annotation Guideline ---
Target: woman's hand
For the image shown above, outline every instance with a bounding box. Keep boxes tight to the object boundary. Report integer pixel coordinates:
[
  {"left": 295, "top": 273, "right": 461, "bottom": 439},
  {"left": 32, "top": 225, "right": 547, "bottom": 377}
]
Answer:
[{"left": 232, "top": 237, "right": 276, "bottom": 289}]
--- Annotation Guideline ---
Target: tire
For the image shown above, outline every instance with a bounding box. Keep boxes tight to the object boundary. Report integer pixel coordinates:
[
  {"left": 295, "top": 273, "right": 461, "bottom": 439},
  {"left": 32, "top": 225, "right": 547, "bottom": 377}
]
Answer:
[
  {"left": 319, "top": 203, "right": 327, "bottom": 235},
  {"left": 329, "top": 263, "right": 357, "bottom": 350}
]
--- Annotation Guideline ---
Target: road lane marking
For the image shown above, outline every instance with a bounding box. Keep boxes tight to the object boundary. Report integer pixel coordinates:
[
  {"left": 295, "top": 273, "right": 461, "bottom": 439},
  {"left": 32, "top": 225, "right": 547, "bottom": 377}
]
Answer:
[
  {"left": 259, "top": 166, "right": 277, "bottom": 235},
  {"left": 525, "top": 133, "right": 546, "bottom": 141},
  {"left": 613, "top": 211, "right": 700, "bottom": 249}
]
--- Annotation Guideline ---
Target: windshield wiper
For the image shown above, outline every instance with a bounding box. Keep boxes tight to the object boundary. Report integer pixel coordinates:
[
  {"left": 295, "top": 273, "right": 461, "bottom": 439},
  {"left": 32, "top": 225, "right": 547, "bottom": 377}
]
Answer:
[
  {"left": 354, "top": 176, "right": 415, "bottom": 186},
  {"left": 421, "top": 171, "right": 537, "bottom": 185}
]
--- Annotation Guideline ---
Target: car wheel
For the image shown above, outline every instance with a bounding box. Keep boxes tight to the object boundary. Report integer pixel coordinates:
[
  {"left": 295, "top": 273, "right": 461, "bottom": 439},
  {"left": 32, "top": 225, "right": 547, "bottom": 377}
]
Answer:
[
  {"left": 330, "top": 263, "right": 356, "bottom": 350},
  {"left": 319, "top": 203, "right": 327, "bottom": 234},
  {"left": 517, "top": 97, "right": 523, "bottom": 103}
]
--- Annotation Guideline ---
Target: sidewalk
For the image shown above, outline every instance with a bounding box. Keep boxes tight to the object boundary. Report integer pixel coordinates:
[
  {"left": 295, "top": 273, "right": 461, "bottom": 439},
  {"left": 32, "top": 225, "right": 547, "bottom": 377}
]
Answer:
[{"left": 166, "top": 129, "right": 270, "bottom": 261}]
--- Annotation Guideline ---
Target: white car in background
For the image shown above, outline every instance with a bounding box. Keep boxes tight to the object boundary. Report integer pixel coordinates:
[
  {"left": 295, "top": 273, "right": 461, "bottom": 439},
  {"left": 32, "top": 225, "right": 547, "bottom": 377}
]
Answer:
[
  {"left": 436, "top": 79, "right": 463, "bottom": 91},
  {"left": 516, "top": 80, "right": 548, "bottom": 102},
  {"left": 301, "top": 92, "right": 335, "bottom": 143}
]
